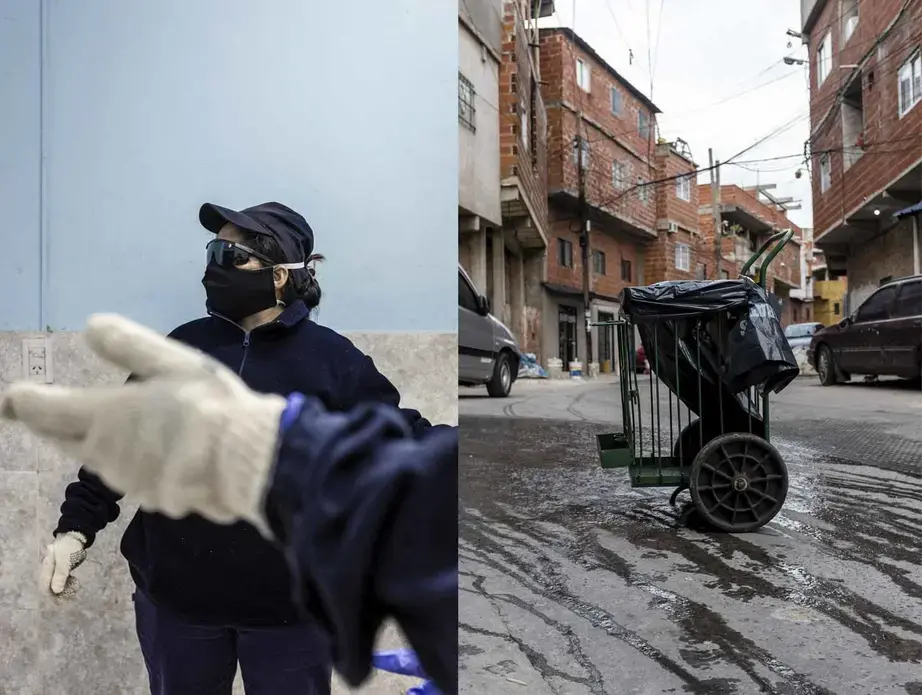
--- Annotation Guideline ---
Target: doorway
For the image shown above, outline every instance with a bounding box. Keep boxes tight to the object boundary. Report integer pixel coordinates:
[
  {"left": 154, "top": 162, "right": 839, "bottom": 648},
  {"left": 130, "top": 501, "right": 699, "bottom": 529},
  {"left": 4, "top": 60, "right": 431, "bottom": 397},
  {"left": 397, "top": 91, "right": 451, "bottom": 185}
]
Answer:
[
  {"left": 558, "top": 306, "right": 578, "bottom": 366},
  {"left": 597, "top": 311, "right": 614, "bottom": 372}
]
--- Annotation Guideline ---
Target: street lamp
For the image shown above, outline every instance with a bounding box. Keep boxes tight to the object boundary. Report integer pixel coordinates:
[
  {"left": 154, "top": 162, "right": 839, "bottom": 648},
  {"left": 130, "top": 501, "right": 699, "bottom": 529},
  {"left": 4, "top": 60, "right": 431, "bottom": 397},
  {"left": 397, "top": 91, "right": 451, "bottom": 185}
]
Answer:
[{"left": 783, "top": 56, "right": 806, "bottom": 66}]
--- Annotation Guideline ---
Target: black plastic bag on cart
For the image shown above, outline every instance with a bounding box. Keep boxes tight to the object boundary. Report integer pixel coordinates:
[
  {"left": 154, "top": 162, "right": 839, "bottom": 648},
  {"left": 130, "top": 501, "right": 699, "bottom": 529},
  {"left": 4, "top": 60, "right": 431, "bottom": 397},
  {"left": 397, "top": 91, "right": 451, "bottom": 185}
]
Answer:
[{"left": 620, "top": 277, "right": 798, "bottom": 417}]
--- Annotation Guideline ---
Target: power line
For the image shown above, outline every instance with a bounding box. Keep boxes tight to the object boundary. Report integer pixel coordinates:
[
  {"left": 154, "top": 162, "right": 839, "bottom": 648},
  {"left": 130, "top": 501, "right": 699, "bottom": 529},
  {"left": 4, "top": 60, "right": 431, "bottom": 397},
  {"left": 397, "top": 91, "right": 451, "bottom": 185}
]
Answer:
[
  {"left": 651, "top": 0, "right": 666, "bottom": 86},
  {"left": 562, "top": 126, "right": 920, "bottom": 219}
]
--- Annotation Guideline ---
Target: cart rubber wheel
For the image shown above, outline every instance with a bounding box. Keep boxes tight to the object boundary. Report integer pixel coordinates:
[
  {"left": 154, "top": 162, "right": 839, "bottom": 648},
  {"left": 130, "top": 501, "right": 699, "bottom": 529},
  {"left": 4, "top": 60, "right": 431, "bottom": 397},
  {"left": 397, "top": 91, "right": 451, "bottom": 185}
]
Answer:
[
  {"left": 689, "top": 433, "right": 788, "bottom": 533},
  {"left": 673, "top": 419, "right": 765, "bottom": 469}
]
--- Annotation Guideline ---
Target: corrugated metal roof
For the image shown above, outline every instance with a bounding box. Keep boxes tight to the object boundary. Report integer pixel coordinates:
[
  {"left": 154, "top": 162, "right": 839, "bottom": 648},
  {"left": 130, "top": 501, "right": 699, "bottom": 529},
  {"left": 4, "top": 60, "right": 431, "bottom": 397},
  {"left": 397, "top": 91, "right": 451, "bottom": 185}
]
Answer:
[{"left": 895, "top": 202, "right": 922, "bottom": 218}]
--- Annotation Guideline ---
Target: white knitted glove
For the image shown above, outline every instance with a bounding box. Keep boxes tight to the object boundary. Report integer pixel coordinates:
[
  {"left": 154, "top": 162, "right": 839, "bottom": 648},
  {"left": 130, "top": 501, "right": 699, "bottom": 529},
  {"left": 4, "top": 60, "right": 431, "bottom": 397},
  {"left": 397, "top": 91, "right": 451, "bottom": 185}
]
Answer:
[
  {"left": 41, "top": 531, "right": 88, "bottom": 595},
  {"left": 1, "top": 314, "right": 285, "bottom": 535}
]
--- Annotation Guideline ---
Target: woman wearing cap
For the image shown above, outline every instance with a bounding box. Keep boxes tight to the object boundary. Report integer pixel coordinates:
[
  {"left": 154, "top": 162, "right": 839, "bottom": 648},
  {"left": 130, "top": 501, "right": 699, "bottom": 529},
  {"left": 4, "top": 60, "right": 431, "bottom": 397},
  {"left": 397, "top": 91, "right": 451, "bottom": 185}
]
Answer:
[{"left": 41, "top": 202, "right": 431, "bottom": 695}]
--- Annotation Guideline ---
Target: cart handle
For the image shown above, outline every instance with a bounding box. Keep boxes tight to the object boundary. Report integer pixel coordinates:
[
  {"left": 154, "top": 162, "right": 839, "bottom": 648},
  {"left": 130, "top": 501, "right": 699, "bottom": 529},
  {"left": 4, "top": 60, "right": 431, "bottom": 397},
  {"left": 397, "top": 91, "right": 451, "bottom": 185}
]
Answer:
[{"left": 739, "top": 228, "right": 795, "bottom": 290}]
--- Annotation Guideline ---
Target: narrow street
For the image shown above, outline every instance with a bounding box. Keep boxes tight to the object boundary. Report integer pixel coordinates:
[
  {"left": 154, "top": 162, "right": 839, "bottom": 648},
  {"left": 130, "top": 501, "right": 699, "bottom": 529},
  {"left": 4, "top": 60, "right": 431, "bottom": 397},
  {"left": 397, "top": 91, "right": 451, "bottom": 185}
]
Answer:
[{"left": 459, "top": 377, "right": 922, "bottom": 694}]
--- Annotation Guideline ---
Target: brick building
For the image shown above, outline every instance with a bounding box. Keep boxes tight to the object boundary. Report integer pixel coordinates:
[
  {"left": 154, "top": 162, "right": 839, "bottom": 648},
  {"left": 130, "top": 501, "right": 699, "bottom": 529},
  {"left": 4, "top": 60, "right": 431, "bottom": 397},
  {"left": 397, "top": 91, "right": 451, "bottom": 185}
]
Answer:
[
  {"left": 649, "top": 139, "right": 704, "bottom": 285},
  {"left": 536, "top": 28, "right": 701, "bottom": 373},
  {"left": 801, "top": 0, "right": 921, "bottom": 312},
  {"left": 698, "top": 183, "right": 804, "bottom": 326}
]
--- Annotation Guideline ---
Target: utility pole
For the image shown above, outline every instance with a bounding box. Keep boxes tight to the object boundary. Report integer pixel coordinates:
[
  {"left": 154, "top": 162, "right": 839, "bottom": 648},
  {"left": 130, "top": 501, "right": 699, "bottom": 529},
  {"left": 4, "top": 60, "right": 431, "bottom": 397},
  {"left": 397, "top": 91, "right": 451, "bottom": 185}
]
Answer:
[
  {"left": 577, "top": 134, "right": 593, "bottom": 375},
  {"left": 709, "top": 148, "right": 722, "bottom": 279}
]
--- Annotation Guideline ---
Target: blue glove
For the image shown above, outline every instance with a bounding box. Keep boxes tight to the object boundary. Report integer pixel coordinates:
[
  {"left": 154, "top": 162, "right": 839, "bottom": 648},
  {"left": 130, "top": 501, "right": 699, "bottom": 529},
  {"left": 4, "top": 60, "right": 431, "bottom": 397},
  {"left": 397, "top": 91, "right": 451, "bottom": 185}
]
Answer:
[{"left": 372, "top": 649, "right": 441, "bottom": 695}]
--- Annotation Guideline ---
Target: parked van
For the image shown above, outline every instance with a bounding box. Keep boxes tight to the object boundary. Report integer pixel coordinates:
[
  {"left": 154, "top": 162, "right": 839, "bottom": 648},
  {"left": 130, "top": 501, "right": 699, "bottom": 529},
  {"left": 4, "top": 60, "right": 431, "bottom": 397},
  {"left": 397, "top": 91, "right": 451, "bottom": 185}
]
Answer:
[{"left": 458, "top": 265, "right": 521, "bottom": 397}]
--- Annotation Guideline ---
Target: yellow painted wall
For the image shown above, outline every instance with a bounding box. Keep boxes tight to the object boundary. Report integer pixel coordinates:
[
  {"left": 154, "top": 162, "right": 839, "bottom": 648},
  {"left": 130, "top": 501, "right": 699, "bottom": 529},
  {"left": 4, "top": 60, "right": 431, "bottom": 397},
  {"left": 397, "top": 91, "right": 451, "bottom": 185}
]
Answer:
[{"left": 814, "top": 278, "right": 848, "bottom": 326}]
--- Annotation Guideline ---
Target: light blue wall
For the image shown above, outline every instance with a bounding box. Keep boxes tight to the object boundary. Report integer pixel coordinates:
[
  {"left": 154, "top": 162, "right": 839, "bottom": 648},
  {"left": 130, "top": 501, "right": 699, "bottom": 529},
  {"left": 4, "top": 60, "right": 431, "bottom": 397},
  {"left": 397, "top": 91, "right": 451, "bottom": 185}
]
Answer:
[
  {"left": 0, "top": 0, "right": 42, "bottom": 330},
  {"left": 0, "top": 0, "right": 457, "bottom": 333}
]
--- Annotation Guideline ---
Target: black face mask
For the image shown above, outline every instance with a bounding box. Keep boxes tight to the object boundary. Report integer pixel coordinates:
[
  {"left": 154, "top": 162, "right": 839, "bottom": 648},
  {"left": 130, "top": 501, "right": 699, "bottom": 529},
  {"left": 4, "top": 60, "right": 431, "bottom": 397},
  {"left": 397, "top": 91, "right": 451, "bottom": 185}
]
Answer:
[{"left": 202, "top": 262, "right": 279, "bottom": 321}]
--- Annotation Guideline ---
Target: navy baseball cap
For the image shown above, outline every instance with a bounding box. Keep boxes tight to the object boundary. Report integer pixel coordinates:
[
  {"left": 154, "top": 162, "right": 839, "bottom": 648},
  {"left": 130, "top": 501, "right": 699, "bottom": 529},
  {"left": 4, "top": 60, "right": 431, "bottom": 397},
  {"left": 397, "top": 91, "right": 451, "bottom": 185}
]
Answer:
[{"left": 199, "top": 201, "right": 315, "bottom": 263}]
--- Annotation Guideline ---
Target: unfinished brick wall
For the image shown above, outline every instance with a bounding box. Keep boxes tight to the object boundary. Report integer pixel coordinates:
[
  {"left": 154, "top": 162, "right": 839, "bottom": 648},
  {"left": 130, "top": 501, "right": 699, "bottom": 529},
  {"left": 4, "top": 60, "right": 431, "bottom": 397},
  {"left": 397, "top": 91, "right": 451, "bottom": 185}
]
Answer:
[
  {"left": 806, "top": 0, "right": 922, "bottom": 238},
  {"left": 499, "top": 0, "right": 549, "bottom": 233},
  {"left": 539, "top": 31, "right": 658, "bottom": 235},
  {"left": 642, "top": 145, "right": 702, "bottom": 284},
  {"left": 697, "top": 184, "right": 804, "bottom": 287},
  {"left": 545, "top": 206, "right": 644, "bottom": 298},
  {"left": 546, "top": 207, "right": 583, "bottom": 290},
  {"left": 538, "top": 29, "right": 658, "bottom": 162}
]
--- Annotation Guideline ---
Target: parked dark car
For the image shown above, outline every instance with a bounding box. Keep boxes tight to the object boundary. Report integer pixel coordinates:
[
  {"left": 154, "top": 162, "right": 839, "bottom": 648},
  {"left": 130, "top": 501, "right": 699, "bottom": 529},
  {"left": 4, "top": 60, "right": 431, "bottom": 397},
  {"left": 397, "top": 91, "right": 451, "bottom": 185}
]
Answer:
[
  {"left": 807, "top": 274, "right": 922, "bottom": 386},
  {"left": 635, "top": 345, "right": 647, "bottom": 374}
]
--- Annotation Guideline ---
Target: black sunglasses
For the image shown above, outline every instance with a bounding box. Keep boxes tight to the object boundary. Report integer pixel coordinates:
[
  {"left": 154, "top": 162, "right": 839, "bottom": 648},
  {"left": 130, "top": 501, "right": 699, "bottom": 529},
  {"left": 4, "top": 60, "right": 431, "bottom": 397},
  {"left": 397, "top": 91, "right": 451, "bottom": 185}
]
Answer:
[{"left": 205, "top": 239, "right": 274, "bottom": 268}]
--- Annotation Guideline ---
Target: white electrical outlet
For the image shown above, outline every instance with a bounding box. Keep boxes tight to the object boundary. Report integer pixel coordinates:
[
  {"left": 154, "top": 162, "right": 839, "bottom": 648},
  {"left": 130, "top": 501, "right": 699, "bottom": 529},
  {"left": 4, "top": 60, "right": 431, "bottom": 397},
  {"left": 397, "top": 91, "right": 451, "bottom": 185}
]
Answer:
[{"left": 22, "top": 337, "right": 54, "bottom": 384}]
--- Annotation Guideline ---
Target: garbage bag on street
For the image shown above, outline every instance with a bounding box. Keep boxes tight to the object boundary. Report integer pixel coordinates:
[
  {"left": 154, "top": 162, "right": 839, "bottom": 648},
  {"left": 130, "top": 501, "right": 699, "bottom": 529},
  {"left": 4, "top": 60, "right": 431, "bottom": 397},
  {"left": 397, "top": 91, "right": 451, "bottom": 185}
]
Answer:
[
  {"left": 517, "top": 352, "right": 548, "bottom": 379},
  {"left": 373, "top": 649, "right": 441, "bottom": 695},
  {"left": 620, "top": 277, "right": 798, "bottom": 433}
]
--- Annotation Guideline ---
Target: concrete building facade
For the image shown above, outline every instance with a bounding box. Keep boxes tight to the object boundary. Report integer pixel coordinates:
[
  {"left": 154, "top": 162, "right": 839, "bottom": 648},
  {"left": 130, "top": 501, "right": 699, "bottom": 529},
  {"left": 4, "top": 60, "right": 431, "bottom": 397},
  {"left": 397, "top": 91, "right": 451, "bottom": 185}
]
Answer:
[
  {"left": 801, "top": 0, "right": 922, "bottom": 312},
  {"left": 0, "top": 2, "right": 457, "bottom": 693},
  {"left": 789, "top": 226, "right": 816, "bottom": 323},
  {"left": 458, "top": 0, "right": 554, "bottom": 358},
  {"left": 458, "top": 0, "right": 504, "bottom": 292}
]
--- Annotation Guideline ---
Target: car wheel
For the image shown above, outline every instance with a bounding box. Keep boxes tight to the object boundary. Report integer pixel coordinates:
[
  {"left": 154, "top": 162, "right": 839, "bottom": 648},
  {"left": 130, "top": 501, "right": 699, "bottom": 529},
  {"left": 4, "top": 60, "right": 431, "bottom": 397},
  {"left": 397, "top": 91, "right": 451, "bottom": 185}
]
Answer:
[
  {"left": 817, "top": 345, "right": 838, "bottom": 386},
  {"left": 487, "top": 352, "right": 514, "bottom": 398}
]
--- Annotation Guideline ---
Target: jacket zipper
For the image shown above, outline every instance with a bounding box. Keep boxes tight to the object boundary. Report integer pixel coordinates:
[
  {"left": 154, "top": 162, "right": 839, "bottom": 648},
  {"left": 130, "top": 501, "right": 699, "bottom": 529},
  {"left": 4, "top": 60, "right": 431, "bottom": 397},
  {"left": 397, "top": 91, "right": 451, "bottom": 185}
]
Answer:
[{"left": 238, "top": 333, "right": 251, "bottom": 377}]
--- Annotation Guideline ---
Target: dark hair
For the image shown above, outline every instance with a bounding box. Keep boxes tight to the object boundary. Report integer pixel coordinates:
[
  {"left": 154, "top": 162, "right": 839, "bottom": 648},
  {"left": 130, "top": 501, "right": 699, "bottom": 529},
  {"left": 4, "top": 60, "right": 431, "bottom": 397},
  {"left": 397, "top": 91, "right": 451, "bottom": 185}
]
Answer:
[{"left": 241, "top": 232, "right": 325, "bottom": 310}]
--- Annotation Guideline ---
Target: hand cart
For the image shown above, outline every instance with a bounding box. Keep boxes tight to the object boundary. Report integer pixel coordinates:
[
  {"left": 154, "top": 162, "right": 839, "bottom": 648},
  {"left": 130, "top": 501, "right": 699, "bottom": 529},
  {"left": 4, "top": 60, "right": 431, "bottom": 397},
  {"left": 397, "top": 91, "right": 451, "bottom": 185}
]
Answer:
[{"left": 594, "top": 231, "right": 799, "bottom": 532}]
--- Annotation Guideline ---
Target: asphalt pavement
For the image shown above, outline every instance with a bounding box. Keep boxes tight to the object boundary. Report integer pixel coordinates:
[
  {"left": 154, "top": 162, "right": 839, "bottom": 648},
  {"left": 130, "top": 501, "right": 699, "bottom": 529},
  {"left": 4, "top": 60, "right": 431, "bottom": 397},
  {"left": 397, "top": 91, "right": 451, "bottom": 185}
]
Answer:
[{"left": 459, "top": 376, "right": 922, "bottom": 695}]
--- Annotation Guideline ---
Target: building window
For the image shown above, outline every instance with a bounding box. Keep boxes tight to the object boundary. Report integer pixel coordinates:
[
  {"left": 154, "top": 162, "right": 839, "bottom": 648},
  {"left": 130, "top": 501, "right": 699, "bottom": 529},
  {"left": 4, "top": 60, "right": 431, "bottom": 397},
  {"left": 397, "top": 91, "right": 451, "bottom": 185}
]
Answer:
[
  {"left": 721, "top": 269, "right": 730, "bottom": 280},
  {"left": 576, "top": 58, "right": 591, "bottom": 92},
  {"left": 637, "top": 177, "right": 651, "bottom": 205},
  {"left": 675, "top": 174, "right": 691, "bottom": 201},
  {"left": 898, "top": 51, "right": 921, "bottom": 117},
  {"left": 520, "top": 102, "right": 529, "bottom": 151},
  {"left": 592, "top": 250, "right": 606, "bottom": 275},
  {"left": 610, "top": 87, "right": 623, "bottom": 115},
  {"left": 819, "top": 154, "right": 832, "bottom": 192},
  {"left": 572, "top": 137, "right": 590, "bottom": 169},
  {"left": 842, "top": 0, "right": 859, "bottom": 43},
  {"left": 817, "top": 32, "right": 832, "bottom": 86},
  {"left": 612, "top": 161, "right": 629, "bottom": 190},
  {"left": 675, "top": 243, "right": 691, "bottom": 272},
  {"left": 834, "top": 302, "right": 841, "bottom": 315},
  {"left": 695, "top": 262, "right": 707, "bottom": 280},
  {"left": 459, "top": 73, "right": 475, "bottom": 131},
  {"left": 621, "top": 258, "right": 632, "bottom": 282},
  {"left": 893, "top": 280, "right": 921, "bottom": 318},
  {"left": 558, "top": 238, "right": 574, "bottom": 268},
  {"left": 638, "top": 111, "right": 651, "bottom": 140}
]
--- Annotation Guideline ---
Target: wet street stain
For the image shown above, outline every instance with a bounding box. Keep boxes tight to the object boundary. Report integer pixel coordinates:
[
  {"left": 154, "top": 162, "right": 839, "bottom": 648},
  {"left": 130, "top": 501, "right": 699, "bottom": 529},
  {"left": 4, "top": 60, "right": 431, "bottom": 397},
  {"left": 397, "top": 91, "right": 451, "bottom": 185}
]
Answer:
[{"left": 460, "top": 415, "right": 922, "bottom": 694}]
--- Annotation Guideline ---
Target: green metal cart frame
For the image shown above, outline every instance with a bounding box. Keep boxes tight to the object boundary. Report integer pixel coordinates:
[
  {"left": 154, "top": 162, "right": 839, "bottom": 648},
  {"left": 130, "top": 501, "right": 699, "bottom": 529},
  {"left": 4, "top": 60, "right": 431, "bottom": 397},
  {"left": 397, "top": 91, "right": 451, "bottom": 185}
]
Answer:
[{"left": 594, "top": 230, "right": 795, "bottom": 532}]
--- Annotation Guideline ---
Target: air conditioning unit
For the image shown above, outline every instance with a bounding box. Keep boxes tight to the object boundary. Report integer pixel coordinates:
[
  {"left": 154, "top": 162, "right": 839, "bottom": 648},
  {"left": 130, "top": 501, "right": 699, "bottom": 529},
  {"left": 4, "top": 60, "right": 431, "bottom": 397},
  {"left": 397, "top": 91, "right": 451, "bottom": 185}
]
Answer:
[{"left": 667, "top": 222, "right": 679, "bottom": 234}]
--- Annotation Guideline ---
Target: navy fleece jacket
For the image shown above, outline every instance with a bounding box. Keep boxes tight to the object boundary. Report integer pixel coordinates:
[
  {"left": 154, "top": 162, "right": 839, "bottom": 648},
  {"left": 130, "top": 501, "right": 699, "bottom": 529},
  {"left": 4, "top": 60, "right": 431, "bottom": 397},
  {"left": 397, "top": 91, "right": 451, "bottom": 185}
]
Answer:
[
  {"left": 265, "top": 398, "right": 458, "bottom": 694},
  {"left": 53, "top": 300, "right": 431, "bottom": 626}
]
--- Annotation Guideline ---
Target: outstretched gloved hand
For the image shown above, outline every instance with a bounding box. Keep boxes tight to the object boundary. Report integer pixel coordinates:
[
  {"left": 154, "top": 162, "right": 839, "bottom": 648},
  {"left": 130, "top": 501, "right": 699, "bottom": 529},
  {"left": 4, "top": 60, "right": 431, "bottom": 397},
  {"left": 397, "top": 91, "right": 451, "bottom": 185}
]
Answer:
[
  {"left": 41, "top": 531, "right": 88, "bottom": 595},
  {"left": 0, "top": 314, "right": 285, "bottom": 535}
]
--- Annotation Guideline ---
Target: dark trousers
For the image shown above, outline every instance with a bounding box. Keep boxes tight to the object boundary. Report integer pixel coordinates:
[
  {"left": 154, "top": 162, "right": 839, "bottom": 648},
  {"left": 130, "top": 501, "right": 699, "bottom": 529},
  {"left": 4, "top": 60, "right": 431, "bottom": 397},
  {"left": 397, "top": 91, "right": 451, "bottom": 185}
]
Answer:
[{"left": 133, "top": 590, "right": 333, "bottom": 695}]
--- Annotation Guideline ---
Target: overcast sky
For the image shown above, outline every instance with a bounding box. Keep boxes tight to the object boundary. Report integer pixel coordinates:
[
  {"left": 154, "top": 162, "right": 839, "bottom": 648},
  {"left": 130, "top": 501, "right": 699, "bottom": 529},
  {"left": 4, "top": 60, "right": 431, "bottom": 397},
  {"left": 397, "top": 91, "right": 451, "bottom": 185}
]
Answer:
[{"left": 540, "top": 0, "right": 814, "bottom": 229}]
